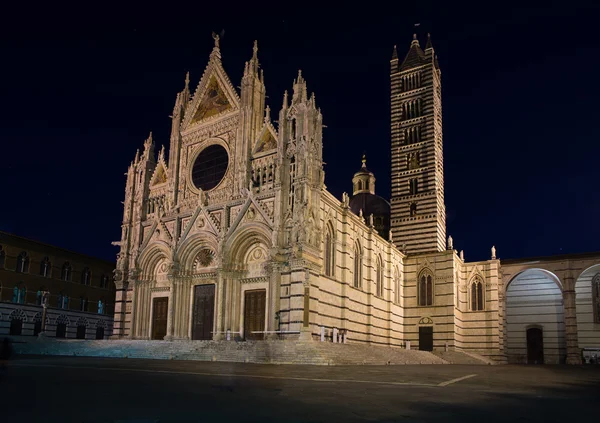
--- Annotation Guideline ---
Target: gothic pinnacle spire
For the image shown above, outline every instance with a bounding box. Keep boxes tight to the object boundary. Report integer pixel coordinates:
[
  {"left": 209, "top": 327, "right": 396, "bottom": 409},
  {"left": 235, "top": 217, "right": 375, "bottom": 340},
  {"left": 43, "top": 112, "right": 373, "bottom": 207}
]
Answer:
[
  {"left": 264, "top": 105, "right": 271, "bottom": 123},
  {"left": 184, "top": 71, "right": 190, "bottom": 89},
  {"left": 392, "top": 45, "right": 398, "bottom": 60},
  {"left": 425, "top": 33, "right": 433, "bottom": 50},
  {"left": 253, "top": 40, "right": 258, "bottom": 58}
]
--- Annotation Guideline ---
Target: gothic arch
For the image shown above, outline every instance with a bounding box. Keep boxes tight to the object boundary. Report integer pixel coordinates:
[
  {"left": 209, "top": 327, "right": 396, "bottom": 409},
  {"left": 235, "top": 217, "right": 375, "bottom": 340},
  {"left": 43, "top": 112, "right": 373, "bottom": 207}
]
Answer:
[
  {"left": 9, "top": 309, "right": 27, "bottom": 322},
  {"left": 137, "top": 241, "right": 172, "bottom": 280},
  {"left": 469, "top": 275, "right": 485, "bottom": 311},
  {"left": 324, "top": 221, "right": 336, "bottom": 277},
  {"left": 417, "top": 268, "right": 434, "bottom": 306},
  {"left": 506, "top": 268, "right": 563, "bottom": 292},
  {"left": 224, "top": 222, "right": 272, "bottom": 266},
  {"left": 177, "top": 232, "right": 220, "bottom": 271}
]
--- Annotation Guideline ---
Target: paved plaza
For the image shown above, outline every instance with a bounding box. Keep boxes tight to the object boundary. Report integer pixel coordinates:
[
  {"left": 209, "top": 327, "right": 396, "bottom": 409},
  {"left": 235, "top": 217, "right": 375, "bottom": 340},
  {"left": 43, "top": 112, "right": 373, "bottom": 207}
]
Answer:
[{"left": 2, "top": 356, "right": 600, "bottom": 422}]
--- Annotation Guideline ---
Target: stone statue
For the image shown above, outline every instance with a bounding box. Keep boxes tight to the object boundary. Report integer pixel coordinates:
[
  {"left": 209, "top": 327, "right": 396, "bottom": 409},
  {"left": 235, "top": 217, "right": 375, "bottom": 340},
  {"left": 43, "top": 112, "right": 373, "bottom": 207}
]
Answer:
[
  {"left": 447, "top": 235, "right": 453, "bottom": 250},
  {"left": 98, "top": 300, "right": 103, "bottom": 315},
  {"left": 460, "top": 250, "right": 464, "bottom": 260},
  {"left": 491, "top": 245, "right": 496, "bottom": 260}
]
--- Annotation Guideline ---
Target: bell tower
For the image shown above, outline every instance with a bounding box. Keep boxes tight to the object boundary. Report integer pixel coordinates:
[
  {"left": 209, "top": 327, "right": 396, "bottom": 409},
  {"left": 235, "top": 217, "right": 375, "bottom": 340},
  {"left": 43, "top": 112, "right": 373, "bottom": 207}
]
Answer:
[{"left": 390, "top": 34, "right": 446, "bottom": 254}]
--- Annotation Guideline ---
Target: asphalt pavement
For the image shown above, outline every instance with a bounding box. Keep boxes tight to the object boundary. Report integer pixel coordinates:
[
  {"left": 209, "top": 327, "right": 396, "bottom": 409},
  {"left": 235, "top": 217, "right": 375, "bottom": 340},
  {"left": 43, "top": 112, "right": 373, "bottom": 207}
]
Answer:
[{"left": 2, "top": 356, "right": 599, "bottom": 422}]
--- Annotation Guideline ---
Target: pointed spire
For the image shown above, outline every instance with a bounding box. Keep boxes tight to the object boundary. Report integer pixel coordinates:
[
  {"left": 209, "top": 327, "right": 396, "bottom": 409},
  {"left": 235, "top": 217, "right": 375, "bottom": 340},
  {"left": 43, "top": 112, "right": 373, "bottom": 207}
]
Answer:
[
  {"left": 264, "top": 105, "right": 271, "bottom": 123},
  {"left": 253, "top": 40, "right": 258, "bottom": 59},
  {"left": 185, "top": 71, "right": 190, "bottom": 89},
  {"left": 158, "top": 145, "right": 166, "bottom": 162},
  {"left": 391, "top": 45, "right": 398, "bottom": 60},
  {"left": 283, "top": 90, "right": 289, "bottom": 109},
  {"left": 401, "top": 33, "right": 426, "bottom": 70},
  {"left": 425, "top": 33, "right": 433, "bottom": 50}
]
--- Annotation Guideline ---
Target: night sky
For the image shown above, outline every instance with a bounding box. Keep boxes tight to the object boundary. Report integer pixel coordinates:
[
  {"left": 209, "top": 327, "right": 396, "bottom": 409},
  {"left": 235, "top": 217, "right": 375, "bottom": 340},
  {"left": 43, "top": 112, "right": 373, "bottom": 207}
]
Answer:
[{"left": 1, "top": 1, "right": 598, "bottom": 263}]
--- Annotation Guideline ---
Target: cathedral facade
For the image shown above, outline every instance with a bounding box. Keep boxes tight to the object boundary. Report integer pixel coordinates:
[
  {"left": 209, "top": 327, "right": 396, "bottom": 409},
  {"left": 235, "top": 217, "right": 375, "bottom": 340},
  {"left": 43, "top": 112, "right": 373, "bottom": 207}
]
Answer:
[{"left": 112, "top": 34, "right": 600, "bottom": 364}]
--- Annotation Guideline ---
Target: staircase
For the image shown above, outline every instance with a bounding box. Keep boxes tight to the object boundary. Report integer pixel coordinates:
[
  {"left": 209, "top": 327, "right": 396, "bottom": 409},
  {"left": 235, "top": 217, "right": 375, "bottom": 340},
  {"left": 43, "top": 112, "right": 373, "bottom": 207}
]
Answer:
[{"left": 10, "top": 337, "right": 449, "bottom": 365}]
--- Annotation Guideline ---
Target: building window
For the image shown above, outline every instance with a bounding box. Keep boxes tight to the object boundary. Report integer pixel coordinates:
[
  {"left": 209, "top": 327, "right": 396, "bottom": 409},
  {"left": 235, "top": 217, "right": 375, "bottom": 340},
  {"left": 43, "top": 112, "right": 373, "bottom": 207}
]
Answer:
[
  {"left": 410, "top": 202, "right": 417, "bottom": 217},
  {"left": 16, "top": 251, "right": 30, "bottom": 273},
  {"left": 57, "top": 292, "right": 69, "bottom": 309},
  {"left": 376, "top": 256, "right": 384, "bottom": 297},
  {"left": 418, "top": 272, "right": 433, "bottom": 306},
  {"left": 40, "top": 257, "right": 51, "bottom": 277},
  {"left": 36, "top": 287, "right": 47, "bottom": 306},
  {"left": 407, "top": 152, "right": 420, "bottom": 169},
  {"left": 0, "top": 246, "right": 5, "bottom": 269},
  {"left": 593, "top": 273, "right": 600, "bottom": 324},
  {"left": 79, "top": 297, "right": 89, "bottom": 312},
  {"left": 353, "top": 242, "right": 362, "bottom": 288},
  {"left": 470, "top": 276, "right": 485, "bottom": 311},
  {"left": 409, "top": 178, "right": 418, "bottom": 195},
  {"left": 61, "top": 262, "right": 72, "bottom": 281},
  {"left": 324, "top": 224, "right": 335, "bottom": 277},
  {"left": 12, "top": 283, "right": 26, "bottom": 304},
  {"left": 100, "top": 274, "right": 109, "bottom": 289},
  {"left": 81, "top": 267, "right": 91, "bottom": 285}
]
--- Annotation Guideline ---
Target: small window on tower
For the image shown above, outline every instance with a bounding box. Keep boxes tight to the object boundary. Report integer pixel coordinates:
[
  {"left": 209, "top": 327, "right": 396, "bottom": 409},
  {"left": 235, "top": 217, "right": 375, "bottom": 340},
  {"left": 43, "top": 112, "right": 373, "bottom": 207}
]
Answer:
[
  {"left": 410, "top": 203, "right": 417, "bottom": 217},
  {"left": 409, "top": 178, "right": 418, "bottom": 195}
]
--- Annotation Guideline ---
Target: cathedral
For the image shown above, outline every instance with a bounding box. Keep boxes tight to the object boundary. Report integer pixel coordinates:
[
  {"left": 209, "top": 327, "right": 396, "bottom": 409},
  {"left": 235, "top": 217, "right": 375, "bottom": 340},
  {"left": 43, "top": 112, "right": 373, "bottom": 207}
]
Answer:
[{"left": 112, "top": 34, "right": 600, "bottom": 364}]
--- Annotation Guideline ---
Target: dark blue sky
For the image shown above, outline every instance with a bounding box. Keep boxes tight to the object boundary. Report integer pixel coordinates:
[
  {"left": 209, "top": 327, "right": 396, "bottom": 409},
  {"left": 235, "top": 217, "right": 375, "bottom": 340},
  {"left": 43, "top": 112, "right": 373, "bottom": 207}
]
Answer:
[{"left": 1, "top": 1, "right": 598, "bottom": 262}]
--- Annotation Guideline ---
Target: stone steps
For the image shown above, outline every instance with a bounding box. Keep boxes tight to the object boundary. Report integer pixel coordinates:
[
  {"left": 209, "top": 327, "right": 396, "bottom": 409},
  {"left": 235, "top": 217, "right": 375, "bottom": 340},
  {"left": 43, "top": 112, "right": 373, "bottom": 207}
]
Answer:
[{"left": 10, "top": 336, "right": 448, "bottom": 365}]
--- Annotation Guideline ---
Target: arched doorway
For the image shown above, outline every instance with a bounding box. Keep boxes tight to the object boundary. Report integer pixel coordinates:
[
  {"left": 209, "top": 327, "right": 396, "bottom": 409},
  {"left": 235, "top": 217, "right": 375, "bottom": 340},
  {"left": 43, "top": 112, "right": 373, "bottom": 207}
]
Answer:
[
  {"left": 505, "top": 269, "right": 566, "bottom": 364},
  {"left": 527, "top": 327, "right": 544, "bottom": 364}
]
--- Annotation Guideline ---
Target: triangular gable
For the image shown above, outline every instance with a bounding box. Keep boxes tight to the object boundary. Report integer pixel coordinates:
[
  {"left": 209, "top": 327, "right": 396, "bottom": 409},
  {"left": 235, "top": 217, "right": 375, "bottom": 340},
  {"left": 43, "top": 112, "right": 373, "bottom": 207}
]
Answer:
[
  {"left": 253, "top": 123, "right": 278, "bottom": 155},
  {"left": 182, "top": 53, "right": 240, "bottom": 130},
  {"left": 151, "top": 162, "right": 167, "bottom": 187},
  {"left": 190, "top": 75, "right": 232, "bottom": 124}
]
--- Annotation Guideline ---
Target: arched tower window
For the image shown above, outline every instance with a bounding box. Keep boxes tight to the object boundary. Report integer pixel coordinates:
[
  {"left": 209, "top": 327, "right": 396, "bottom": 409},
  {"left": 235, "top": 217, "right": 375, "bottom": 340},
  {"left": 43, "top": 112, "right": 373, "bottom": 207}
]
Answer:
[
  {"left": 593, "top": 273, "right": 600, "bottom": 323},
  {"left": 81, "top": 267, "right": 91, "bottom": 285},
  {"left": 376, "top": 255, "right": 384, "bottom": 297},
  {"left": 61, "top": 262, "right": 72, "bottom": 281},
  {"left": 410, "top": 202, "right": 417, "bottom": 217},
  {"left": 324, "top": 223, "right": 335, "bottom": 277},
  {"left": 16, "top": 251, "right": 29, "bottom": 273},
  {"left": 353, "top": 241, "right": 362, "bottom": 288},
  {"left": 470, "top": 276, "right": 484, "bottom": 311},
  {"left": 40, "top": 257, "right": 51, "bottom": 277},
  {"left": 418, "top": 271, "right": 433, "bottom": 306}
]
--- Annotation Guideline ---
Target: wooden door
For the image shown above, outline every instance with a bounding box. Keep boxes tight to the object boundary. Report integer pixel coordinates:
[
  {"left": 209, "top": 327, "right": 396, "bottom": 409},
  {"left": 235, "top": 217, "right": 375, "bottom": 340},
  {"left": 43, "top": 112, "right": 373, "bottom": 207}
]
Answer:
[
  {"left": 527, "top": 327, "right": 544, "bottom": 364},
  {"left": 152, "top": 297, "right": 168, "bottom": 340},
  {"left": 192, "top": 284, "right": 215, "bottom": 340},
  {"left": 244, "top": 290, "right": 266, "bottom": 340},
  {"left": 419, "top": 326, "right": 433, "bottom": 351}
]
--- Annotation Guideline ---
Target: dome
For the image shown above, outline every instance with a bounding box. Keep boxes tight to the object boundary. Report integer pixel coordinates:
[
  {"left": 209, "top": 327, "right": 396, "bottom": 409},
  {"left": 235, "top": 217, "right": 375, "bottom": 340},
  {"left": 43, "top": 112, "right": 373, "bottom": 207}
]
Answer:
[{"left": 349, "top": 193, "right": 391, "bottom": 239}]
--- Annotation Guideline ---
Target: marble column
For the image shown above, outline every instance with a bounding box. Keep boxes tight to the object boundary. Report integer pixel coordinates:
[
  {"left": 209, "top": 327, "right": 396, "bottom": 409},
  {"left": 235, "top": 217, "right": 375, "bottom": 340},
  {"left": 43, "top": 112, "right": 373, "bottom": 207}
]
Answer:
[
  {"left": 165, "top": 280, "right": 176, "bottom": 340},
  {"left": 563, "top": 275, "right": 581, "bottom": 364},
  {"left": 214, "top": 271, "right": 225, "bottom": 340}
]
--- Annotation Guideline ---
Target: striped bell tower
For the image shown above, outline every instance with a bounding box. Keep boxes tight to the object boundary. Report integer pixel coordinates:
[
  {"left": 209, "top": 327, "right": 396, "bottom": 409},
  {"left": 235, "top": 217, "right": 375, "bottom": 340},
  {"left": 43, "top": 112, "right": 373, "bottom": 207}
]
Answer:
[{"left": 390, "top": 33, "right": 446, "bottom": 254}]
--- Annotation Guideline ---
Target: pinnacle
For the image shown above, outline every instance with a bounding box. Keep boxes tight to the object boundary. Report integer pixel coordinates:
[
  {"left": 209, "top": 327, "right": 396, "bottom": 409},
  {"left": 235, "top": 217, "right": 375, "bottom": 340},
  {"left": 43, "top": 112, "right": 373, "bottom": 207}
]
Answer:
[{"left": 392, "top": 45, "right": 398, "bottom": 60}]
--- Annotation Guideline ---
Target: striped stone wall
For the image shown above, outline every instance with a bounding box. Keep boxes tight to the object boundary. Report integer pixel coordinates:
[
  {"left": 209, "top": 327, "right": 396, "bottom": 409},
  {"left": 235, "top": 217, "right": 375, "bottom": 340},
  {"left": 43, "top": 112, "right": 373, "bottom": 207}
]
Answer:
[
  {"left": 454, "top": 259, "right": 502, "bottom": 359},
  {"left": 575, "top": 266, "right": 600, "bottom": 348},
  {"left": 390, "top": 43, "right": 446, "bottom": 255},
  {"left": 505, "top": 270, "right": 566, "bottom": 364},
  {"left": 0, "top": 301, "right": 113, "bottom": 339}
]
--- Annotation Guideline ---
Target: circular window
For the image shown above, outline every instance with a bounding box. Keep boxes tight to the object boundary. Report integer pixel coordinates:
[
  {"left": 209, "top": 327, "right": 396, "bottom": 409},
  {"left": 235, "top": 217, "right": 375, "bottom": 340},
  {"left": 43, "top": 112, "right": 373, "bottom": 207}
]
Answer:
[{"left": 191, "top": 144, "right": 229, "bottom": 191}]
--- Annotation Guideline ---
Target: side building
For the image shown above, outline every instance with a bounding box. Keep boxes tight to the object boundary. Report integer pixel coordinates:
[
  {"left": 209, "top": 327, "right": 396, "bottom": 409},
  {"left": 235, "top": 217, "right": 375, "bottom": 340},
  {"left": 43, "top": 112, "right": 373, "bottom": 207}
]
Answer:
[{"left": 0, "top": 231, "right": 115, "bottom": 339}]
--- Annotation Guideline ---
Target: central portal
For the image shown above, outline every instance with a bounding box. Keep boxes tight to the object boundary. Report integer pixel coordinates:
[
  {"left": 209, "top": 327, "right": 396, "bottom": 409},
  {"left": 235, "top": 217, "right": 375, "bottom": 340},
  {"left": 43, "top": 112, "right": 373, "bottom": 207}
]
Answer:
[
  {"left": 151, "top": 297, "right": 168, "bottom": 340},
  {"left": 244, "top": 289, "right": 266, "bottom": 340},
  {"left": 192, "top": 284, "right": 215, "bottom": 340}
]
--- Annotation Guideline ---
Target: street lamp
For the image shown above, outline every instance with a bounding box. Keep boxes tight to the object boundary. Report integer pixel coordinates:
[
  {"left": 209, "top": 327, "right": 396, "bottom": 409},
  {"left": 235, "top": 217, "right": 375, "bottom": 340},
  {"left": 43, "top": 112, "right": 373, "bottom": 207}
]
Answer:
[{"left": 38, "top": 291, "right": 50, "bottom": 337}]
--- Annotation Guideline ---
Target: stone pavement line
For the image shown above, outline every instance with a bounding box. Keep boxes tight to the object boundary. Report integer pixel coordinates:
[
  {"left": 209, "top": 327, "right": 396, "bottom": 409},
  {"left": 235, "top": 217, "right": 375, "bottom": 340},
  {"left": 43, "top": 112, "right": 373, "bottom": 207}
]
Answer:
[
  {"left": 437, "top": 374, "right": 477, "bottom": 387},
  {"left": 12, "top": 363, "right": 439, "bottom": 388}
]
